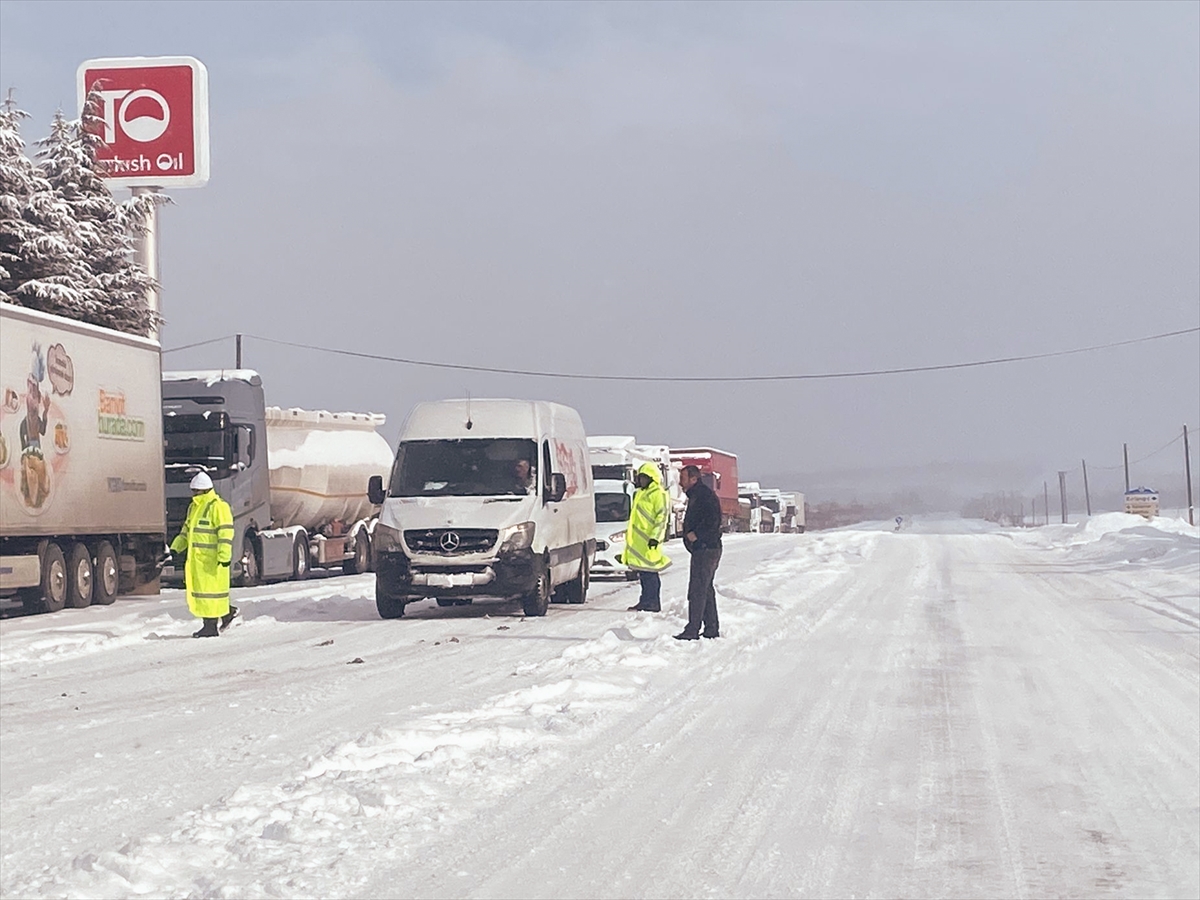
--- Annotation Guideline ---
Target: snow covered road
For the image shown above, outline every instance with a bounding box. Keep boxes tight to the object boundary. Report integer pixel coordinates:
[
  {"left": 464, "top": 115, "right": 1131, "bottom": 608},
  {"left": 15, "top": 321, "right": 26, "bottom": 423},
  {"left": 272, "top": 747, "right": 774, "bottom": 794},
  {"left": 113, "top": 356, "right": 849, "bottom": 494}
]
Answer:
[{"left": 1, "top": 516, "right": 1197, "bottom": 899}]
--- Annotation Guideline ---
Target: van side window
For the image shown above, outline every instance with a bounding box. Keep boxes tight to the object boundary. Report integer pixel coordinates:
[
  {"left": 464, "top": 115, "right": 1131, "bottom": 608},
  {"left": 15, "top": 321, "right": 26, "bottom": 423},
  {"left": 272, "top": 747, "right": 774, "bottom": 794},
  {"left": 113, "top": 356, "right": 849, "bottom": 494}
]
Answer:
[{"left": 542, "top": 440, "right": 553, "bottom": 498}]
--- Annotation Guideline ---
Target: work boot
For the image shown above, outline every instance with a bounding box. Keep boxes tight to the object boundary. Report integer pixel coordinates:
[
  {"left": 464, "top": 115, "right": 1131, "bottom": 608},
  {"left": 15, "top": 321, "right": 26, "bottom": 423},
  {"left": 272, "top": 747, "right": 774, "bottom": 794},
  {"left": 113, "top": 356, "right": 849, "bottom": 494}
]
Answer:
[
  {"left": 673, "top": 631, "right": 699, "bottom": 641},
  {"left": 219, "top": 606, "right": 239, "bottom": 631},
  {"left": 192, "top": 618, "right": 219, "bottom": 638}
]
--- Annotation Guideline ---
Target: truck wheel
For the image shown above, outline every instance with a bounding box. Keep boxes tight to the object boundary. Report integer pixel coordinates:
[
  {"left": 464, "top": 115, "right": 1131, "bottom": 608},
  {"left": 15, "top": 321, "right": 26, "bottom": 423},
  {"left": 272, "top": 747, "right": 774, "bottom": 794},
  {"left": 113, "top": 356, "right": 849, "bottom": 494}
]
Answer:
[
  {"left": 238, "top": 535, "right": 261, "bottom": 587},
  {"left": 92, "top": 541, "right": 119, "bottom": 605},
  {"left": 375, "top": 580, "right": 406, "bottom": 619},
  {"left": 344, "top": 531, "right": 370, "bottom": 575},
  {"left": 292, "top": 534, "right": 309, "bottom": 581},
  {"left": 66, "top": 543, "right": 94, "bottom": 608},
  {"left": 521, "top": 562, "right": 551, "bottom": 617},
  {"left": 567, "top": 555, "right": 589, "bottom": 604},
  {"left": 36, "top": 543, "right": 68, "bottom": 613}
]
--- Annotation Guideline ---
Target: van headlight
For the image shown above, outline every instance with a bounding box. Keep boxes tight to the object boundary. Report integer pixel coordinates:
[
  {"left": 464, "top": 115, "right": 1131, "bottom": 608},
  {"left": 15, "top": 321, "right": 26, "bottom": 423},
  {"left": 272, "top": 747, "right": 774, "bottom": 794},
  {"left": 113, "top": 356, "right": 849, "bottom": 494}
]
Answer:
[
  {"left": 373, "top": 523, "right": 404, "bottom": 554},
  {"left": 609, "top": 531, "right": 625, "bottom": 543},
  {"left": 499, "top": 522, "right": 535, "bottom": 553}
]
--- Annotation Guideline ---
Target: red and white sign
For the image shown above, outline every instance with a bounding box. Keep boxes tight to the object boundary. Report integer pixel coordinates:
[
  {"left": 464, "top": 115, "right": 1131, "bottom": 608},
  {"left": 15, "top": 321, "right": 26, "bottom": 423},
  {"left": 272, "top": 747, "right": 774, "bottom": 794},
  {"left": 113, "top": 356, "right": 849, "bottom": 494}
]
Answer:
[{"left": 77, "top": 56, "right": 209, "bottom": 189}]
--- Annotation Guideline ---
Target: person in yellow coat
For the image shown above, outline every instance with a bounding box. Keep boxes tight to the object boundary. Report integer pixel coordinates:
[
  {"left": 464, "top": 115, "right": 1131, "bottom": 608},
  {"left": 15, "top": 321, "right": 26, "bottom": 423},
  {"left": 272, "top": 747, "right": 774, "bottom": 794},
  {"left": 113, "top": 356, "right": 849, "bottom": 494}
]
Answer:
[
  {"left": 170, "top": 472, "right": 237, "bottom": 638},
  {"left": 623, "top": 462, "right": 672, "bottom": 612}
]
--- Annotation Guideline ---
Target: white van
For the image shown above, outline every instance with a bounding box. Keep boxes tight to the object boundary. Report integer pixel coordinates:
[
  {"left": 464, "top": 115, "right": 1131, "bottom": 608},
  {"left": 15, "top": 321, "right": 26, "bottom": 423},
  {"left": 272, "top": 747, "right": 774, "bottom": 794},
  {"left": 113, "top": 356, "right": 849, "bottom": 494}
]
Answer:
[{"left": 368, "top": 399, "right": 596, "bottom": 618}]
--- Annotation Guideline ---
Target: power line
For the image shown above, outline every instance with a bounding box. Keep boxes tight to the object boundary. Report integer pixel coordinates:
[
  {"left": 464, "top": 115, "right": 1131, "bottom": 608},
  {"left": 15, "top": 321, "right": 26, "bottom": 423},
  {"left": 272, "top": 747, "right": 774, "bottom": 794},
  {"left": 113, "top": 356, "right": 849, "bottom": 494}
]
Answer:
[
  {"left": 1089, "top": 432, "right": 1186, "bottom": 470},
  {"left": 159, "top": 324, "right": 1199, "bottom": 384},
  {"left": 161, "top": 334, "right": 236, "bottom": 354}
]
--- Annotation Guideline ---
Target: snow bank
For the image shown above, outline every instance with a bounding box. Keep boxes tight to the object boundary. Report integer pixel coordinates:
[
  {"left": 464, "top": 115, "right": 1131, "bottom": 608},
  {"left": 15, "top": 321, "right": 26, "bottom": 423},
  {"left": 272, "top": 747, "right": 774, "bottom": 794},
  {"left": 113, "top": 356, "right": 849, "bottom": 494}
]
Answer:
[{"left": 1014, "top": 512, "right": 1199, "bottom": 569}]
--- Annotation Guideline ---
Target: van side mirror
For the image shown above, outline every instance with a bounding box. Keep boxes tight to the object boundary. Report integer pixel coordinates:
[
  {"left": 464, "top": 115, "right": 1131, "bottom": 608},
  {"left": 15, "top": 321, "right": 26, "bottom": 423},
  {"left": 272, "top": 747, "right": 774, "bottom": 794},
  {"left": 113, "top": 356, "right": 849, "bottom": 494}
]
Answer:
[
  {"left": 368, "top": 475, "right": 386, "bottom": 505},
  {"left": 548, "top": 473, "right": 567, "bottom": 503}
]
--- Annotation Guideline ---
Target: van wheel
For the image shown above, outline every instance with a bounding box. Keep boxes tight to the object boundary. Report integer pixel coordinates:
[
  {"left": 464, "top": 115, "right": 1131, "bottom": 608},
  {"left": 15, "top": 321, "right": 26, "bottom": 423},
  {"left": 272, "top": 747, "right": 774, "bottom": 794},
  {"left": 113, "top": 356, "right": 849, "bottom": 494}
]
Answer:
[
  {"left": 521, "top": 562, "right": 551, "bottom": 617},
  {"left": 66, "top": 543, "right": 94, "bottom": 608},
  {"left": 566, "top": 554, "right": 589, "bottom": 604},
  {"left": 292, "top": 534, "right": 309, "bottom": 580},
  {"left": 375, "top": 579, "right": 406, "bottom": 619},
  {"left": 344, "top": 531, "right": 371, "bottom": 575},
  {"left": 92, "top": 541, "right": 119, "bottom": 605},
  {"left": 435, "top": 598, "right": 457, "bottom": 607}
]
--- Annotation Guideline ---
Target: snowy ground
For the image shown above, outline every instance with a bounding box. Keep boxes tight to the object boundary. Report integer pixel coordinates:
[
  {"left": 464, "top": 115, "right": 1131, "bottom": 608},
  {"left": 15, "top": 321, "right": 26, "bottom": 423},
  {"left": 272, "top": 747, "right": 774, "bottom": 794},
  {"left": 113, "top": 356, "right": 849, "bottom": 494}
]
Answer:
[{"left": 1, "top": 515, "right": 1197, "bottom": 899}]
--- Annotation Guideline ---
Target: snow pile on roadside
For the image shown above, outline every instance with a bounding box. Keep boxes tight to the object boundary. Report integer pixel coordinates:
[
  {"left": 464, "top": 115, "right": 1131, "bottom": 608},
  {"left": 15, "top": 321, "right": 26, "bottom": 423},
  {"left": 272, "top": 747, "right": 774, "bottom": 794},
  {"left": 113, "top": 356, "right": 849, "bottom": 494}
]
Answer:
[
  {"left": 1015, "top": 512, "right": 1199, "bottom": 571},
  {"left": 12, "top": 534, "right": 878, "bottom": 900}
]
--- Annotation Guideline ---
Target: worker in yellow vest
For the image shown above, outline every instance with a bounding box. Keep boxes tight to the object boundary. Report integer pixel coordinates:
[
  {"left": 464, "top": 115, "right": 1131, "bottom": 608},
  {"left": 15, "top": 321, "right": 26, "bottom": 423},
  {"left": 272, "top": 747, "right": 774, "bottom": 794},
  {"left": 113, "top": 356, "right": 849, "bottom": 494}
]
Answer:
[
  {"left": 623, "top": 462, "right": 671, "bottom": 612},
  {"left": 170, "top": 472, "right": 237, "bottom": 638}
]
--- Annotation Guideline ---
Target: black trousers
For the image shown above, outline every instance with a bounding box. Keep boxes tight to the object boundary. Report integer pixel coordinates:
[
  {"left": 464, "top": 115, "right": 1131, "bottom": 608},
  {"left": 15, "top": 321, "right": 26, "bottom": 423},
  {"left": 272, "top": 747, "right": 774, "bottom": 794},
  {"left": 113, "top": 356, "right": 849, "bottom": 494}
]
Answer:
[
  {"left": 685, "top": 546, "right": 722, "bottom": 636},
  {"left": 637, "top": 570, "right": 661, "bottom": 610}
]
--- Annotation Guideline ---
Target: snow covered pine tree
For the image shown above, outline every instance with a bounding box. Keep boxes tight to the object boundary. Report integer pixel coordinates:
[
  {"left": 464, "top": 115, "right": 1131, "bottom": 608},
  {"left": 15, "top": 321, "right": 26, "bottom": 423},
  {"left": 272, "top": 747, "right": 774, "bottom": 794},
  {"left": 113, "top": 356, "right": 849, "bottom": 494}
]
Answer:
[{"left": 0, "top": 89, "right": 164, "bottom": 337}]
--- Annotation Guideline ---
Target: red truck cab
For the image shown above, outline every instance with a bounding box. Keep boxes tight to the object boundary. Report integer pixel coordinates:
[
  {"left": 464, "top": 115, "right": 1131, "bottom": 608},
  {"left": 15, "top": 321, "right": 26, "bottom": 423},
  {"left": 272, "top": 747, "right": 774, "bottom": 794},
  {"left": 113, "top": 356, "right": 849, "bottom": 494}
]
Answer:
[{"left": 669, "top": 447, "right": 741, "bottom": 532}]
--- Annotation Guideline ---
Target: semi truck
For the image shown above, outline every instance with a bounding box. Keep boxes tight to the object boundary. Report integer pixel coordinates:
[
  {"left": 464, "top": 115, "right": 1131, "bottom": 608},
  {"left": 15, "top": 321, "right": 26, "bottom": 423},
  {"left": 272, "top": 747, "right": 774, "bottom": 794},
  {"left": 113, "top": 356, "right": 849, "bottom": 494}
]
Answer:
[
  {"left": 670, "top": 447, "right": 741, "bottom": 532},
  {"left": 162, "top": 371, "right": 393, "bottom": 584},
  {"left": 738, "top": 482, "right": 764, "bottom": 533},
  {"left": 0, "top": 303, "right": 166, "bottom": 612},
  {"left": 760, "top": 488, "right": 784, "bottom": 533},
  {"left": 782, "top": 492, "right": 806, "bottom": 533}
]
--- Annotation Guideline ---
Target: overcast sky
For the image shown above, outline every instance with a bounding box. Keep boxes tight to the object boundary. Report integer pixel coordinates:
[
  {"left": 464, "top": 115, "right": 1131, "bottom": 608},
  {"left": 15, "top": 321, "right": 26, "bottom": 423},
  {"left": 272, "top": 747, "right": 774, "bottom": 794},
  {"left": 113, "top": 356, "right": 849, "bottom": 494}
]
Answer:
[{"left": 2, "top": 0, "right": 1197, "bottom": 502}]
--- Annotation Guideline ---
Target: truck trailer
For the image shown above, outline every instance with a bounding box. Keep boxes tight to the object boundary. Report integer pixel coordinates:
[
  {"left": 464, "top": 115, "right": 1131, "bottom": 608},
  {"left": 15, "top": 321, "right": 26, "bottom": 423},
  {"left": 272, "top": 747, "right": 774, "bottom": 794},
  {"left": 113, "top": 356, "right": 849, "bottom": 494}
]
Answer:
[
  {"left": 670, "top": 447, "right": 741, "bottom": 532},
  {"left": 162, "top": 371, "right": 393, "bottom": 584},
  {"left": 1, "top": 303, "right": 166, "bottom": 612}
]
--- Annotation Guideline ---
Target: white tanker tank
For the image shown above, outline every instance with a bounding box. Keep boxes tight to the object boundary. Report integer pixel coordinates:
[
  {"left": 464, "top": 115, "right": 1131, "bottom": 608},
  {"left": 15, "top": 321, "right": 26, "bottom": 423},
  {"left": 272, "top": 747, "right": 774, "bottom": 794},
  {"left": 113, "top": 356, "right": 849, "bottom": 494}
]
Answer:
[{"left": 265, "top": 406, "right": 393, "bottom": 530}]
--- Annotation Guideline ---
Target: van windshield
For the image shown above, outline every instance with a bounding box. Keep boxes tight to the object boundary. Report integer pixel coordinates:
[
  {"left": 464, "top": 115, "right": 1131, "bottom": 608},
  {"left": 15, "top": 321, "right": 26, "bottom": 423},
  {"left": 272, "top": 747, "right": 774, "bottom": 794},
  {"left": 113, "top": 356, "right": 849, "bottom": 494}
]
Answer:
[
  {"left": 594, "top": 492, "right": 631, "bottom": 523},
  {"left": 389, "top": 439, "right": 539, "bottom": 497}
]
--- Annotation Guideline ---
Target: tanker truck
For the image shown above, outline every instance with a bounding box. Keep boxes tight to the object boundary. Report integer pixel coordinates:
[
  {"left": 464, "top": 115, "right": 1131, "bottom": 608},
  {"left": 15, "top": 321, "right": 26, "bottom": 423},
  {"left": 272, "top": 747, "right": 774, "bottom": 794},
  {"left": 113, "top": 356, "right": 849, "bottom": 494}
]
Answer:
[
  {"left": 1, "top": 303, "right": 166, "bottom": 612},
  {"left": 162, "top": 371, "right": 393, "bottom": 584}
]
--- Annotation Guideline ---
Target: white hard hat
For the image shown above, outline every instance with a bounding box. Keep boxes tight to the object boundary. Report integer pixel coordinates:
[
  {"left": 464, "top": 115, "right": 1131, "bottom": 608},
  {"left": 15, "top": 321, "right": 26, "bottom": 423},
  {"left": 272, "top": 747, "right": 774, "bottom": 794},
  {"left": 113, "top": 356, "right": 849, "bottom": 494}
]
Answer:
[{"left": 190, "top": 472, "right": 214, "bottom": 491}]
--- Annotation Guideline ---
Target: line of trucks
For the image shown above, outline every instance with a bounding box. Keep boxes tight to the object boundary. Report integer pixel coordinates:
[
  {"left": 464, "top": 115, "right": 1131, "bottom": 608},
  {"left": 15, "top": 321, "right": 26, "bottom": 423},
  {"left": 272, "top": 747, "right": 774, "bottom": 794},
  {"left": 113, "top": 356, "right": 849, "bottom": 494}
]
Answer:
[{"left": 0, "top": 302, "right": 803, "bottom": 616}]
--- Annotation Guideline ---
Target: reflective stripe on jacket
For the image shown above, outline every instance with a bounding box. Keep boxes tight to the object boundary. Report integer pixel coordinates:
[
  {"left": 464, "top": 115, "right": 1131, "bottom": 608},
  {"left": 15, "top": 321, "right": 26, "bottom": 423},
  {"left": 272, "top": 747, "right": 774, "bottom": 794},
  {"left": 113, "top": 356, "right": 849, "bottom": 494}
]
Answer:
[
  {"left": 170, "top": 489, "right": 235, "bottom": 618},
  {"left": 624, "top": 462, "right": 671, "bottom": 572}
]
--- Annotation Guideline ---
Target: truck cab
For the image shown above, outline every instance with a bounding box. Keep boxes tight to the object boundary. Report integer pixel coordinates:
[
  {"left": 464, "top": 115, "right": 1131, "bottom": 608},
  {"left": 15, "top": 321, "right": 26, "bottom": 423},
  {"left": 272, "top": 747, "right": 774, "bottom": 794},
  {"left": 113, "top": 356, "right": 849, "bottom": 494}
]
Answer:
[{"left": 162, "top": 371, "right": 269, "bottom": 584}]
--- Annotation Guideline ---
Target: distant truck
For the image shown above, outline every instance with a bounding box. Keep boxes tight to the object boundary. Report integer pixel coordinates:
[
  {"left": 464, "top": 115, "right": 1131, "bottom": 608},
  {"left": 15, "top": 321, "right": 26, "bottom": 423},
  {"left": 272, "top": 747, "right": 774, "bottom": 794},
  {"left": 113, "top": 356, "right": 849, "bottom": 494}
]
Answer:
[
  {"left": 1, "top": 303, "right": 166, "bottom": 612},
  {"left": 670, "top": 447, "right": 740, "bottom": 532},
  {"left": 738, "top": 482, "right": 763, "bottom": 533},
  {"left": 782, "top": 492, "right": 806, "bottom": 533},
  {"left": 760, "top": 488, "right": 784, "bottom": 533},
  {"left": 162, "top": 371, "right": 393, "bottom": 584}
]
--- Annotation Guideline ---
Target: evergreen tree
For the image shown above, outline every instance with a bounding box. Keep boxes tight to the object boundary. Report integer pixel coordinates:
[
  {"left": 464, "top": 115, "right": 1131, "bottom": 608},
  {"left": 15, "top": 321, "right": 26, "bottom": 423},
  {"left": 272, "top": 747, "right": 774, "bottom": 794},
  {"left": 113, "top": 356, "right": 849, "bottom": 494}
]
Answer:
[
  {"left": 1, "top": 89, "right": 164, "bottom": 336},
  {"left": 36, "top": 98, "right": 162, "bottom": 336},
  {"left": 0, "top": 91, "right": 82, "bottom": 313}
]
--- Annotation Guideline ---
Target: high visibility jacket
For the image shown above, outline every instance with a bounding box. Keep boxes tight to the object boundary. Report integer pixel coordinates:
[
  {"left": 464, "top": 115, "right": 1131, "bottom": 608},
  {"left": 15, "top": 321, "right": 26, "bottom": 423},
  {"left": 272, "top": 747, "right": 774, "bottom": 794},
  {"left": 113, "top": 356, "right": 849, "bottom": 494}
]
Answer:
[
  {"left": 624, "top": 462, "right": 671, "bottom": 572},
  {"left": 170, "top": 489, "right": 235, "bottom": 618}
]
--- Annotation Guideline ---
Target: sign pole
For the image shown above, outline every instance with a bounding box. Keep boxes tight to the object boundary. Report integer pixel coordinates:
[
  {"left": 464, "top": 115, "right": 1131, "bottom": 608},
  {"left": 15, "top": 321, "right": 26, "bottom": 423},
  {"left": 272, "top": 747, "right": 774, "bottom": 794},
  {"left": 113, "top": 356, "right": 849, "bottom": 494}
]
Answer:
[
  {"left": 131, "top": 187, "right": 161, "bottom": 341},
  {"left": 1185, "top": 424, "right": 1194, "bottom": 526}
]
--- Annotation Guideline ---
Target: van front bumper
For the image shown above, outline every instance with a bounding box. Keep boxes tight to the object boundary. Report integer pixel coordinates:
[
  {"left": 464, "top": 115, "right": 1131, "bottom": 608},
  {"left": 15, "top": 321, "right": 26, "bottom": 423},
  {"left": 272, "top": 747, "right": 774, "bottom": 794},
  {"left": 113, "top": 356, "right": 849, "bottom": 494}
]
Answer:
[{"left": 375, "top": 548, "right": 538, "bottom": 600}]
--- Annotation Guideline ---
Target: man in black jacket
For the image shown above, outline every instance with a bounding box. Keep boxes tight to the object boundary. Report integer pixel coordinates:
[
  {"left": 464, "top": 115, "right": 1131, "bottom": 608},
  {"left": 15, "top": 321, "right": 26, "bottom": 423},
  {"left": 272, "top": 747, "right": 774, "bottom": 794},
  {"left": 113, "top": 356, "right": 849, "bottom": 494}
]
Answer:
[{"left": 675, "top": 465, "right": 723, "bottom": 640}]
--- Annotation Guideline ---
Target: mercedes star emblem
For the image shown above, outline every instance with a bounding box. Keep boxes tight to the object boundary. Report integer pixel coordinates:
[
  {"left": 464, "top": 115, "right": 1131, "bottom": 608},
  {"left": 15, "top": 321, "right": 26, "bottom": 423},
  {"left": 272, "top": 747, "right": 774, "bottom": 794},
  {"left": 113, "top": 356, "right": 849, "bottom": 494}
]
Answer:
[{"left": 439, "top": 531, "right": 461, "bottom": 551}]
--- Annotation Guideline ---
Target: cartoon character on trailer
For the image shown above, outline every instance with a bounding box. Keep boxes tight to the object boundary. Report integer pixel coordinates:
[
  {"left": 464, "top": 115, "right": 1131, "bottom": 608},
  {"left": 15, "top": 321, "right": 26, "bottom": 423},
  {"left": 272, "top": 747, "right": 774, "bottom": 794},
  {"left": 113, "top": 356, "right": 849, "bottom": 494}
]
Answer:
[{"left": 18, "top": 345, "right": 51, "bottom": 509}]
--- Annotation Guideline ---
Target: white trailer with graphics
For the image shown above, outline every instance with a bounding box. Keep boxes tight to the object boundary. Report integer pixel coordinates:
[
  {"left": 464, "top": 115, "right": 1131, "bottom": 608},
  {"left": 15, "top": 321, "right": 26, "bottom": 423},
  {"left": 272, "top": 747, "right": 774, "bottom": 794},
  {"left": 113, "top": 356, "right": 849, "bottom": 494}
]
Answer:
[{"left": 0, "top": 303, "right": 166, "bottom": 612}]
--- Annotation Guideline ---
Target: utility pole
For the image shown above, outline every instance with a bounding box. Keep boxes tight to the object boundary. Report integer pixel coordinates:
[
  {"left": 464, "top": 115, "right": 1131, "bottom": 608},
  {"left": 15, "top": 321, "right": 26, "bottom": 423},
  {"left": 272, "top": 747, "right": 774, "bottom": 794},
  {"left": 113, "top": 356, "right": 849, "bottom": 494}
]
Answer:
[
  {"left": 236, "top": 334, "right": 243, "bottom": 368},
  {"left": 1058, "top": 471, "right": 1068, "bottom": 524},
  {"left": 1123, "top": 442, "right": 1130, "bottom": 493},
  {"left": 1082, "top": 459, "right": 1092, "bottom": 516},
  {"left": 1185, "top": 424, "right": 1194, "bottom": 526},
  {"left": 1044, "top": 481, "right": 1049, "bottom": 526}
]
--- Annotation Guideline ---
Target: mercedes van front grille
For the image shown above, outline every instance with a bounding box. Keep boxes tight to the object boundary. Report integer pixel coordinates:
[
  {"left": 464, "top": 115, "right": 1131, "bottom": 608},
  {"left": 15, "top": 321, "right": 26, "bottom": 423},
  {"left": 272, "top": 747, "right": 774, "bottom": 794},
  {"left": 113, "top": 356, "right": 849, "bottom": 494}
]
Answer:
[{"left": 404, "top": 529, "right": 498, "bottom": 555}]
